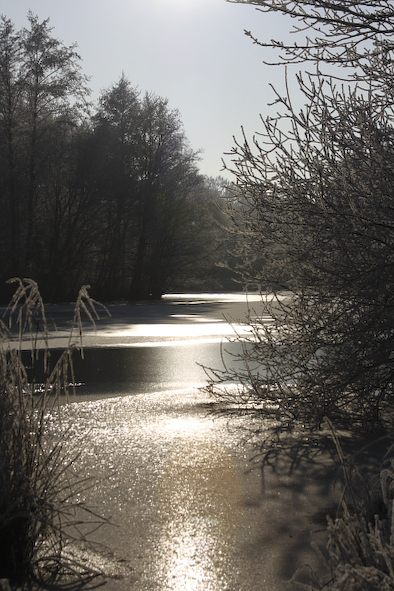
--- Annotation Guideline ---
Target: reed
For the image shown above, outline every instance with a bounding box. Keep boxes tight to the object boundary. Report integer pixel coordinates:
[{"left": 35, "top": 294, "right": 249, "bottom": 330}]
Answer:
[{"left": 0, "top": 278, "right": 106, "bottom": 588}]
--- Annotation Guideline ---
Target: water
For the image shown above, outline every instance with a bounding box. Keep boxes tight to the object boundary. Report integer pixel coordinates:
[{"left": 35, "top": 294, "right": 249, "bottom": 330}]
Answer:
[
  {"left": 41, "top": 293, "right": 323, "bottom": 590},
  {"left": 22, "top": 291, "right": 269, "bottom": 397},
  {"left": 52, "top": 388, "right": 283, "bottom": 591},
  {"left": 46, "top": 340, "right": 246, "bottom": 397}
]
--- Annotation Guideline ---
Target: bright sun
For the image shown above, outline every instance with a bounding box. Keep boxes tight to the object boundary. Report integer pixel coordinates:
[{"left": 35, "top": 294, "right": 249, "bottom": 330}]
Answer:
[{"left": 165, "top": 0, "right": 208, "bottom": 9}]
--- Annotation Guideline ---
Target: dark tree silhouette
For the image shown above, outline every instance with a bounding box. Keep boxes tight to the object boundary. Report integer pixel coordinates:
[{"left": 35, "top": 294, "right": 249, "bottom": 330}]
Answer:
[{"left": 0, "top": 16, "right": 228, "bottom": 302}]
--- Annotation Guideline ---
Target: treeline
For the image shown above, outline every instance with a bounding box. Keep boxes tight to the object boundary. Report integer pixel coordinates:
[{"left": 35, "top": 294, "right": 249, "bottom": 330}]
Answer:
[{"left": 0, "top": 13, "right": 229, "bottom": 303}]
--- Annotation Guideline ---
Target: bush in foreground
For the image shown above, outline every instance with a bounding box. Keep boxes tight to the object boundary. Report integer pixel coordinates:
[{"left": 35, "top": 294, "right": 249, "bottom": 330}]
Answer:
[
  {"left": 290, "top": 423, "right": 394, "bottom": 591},
  {"left": 214, "top": 1, "right": 394, "bottom": 587},
  {"left": 0, "top": 279, "right": 106, "bottom": 588}
]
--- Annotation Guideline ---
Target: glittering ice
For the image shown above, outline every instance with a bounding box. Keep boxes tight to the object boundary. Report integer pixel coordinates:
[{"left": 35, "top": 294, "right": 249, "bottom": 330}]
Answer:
[{"left": 46, "top": 387, "right": 282, "bottom": 590}]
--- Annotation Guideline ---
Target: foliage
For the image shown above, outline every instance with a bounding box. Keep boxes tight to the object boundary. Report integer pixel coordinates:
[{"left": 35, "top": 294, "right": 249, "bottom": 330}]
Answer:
[
  {"left": 0, "top": 15, "right": 227, "bottom": 303},
  {"left": 0, "top": 279, "right": 107, "bottom": 588}
]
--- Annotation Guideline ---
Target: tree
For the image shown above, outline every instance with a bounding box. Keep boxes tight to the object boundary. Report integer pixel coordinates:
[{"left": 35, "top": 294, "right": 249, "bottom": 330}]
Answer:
[
  {"left": 0, "top": 13, "right": 90, "bottom": 300},
  {"left": 33, "top": 123, "right": 104, "bottom": 301},
  {"left": 129, "top": 92, "right": 202, "bottom": 299},
  {"left": 0, "top": 15, "right": 227, "bottom": 302},
  {"left": 227, "top": 0, "right": 394, "bottom": 69},
  {"left": 89, "top": 75, "right": 141, "bottom": 299},
  {"left": 0, "top": 17, "right": 23, "bottom": 280},
  {"left": 169, "top": 176, "right": 237, "bottom": 292},
  {"left": 89, "top": 79, "right": 211, "bottom": 301},
  {"left": 18, "top": 12, "right": 89, "bottom": 277},
  {"left": 206, "top": 1, "right": 394, "bottom": 437}
]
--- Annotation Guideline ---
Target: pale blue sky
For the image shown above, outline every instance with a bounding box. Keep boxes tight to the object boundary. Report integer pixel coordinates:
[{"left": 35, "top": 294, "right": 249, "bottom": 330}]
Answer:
[{"left": 0, "top": 0, "right": 294, "bottom": 180}]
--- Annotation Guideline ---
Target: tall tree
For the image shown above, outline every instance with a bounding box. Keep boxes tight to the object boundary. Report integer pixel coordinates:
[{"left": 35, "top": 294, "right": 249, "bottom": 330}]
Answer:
[
  {"left": 91, "top": 75, "right": 140, "bottom": 299},
  {"left": 18, "top": 12, "right": 88, "bottom": 276},
  {"left": 129, "top": 92, "right": 201, "bottom": 299},
  {"left": 90, "top": 80, "right": 205, "bottom": 300},
  {"left": 33, "top": 122, "right": 103, "bottom": 301},
  {"left": 0, "top": 14, "right": 94, "bottom": 301},
  {"left": 0, "top": 17, "right": 22, "bottom": 279}
]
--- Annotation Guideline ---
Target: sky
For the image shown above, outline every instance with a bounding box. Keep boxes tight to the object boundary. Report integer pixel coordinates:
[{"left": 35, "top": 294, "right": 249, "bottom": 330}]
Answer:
[{"left": 0, "top": 0, "right": 294, "bottom": 180}]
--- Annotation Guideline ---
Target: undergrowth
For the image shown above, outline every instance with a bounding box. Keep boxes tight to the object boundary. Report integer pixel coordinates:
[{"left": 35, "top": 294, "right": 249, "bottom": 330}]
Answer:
[
  {"left": 0, "top": 278, "right": 108, "bottom": 589},
  {"left": 293, "top": 420, "right": 394, "bottom": 591}
]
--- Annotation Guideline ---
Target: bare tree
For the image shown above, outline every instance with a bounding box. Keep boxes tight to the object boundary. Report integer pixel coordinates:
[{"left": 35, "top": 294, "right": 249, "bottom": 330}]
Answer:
[
  {"left": 227, "top": 0, "right": 394, "bottom": 68},
  {"left": 206, "top": 2, "right": 394, "bottom": 438}
]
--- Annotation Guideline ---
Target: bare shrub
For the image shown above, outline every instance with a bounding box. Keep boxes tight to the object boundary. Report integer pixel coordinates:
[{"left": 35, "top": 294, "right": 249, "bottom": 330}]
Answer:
[
  {"left": 288, "top": 422, "right": 394, "bottom": 591},
  {"left": 0, "top": 278, "right": 107, "bottom": 588},
  {"left": 217, "top": 1, "right": 394, "bottom": 588}
]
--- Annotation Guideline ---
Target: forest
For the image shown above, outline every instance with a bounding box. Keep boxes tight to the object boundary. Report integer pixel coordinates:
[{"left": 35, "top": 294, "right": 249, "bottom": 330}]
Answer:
[{"left": 0, "top": 13, "right": 229, "bottom": 303}]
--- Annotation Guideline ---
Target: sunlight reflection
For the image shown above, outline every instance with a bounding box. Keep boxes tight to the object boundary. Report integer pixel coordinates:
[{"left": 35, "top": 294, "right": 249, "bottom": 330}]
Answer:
[
  {"left": 163, "top": 292, "right": 290, "bottom": 302},
  {"left": 98, "top": 322, "right": 246, "bottom": 338},
  {"left": 156, "top": 440, "right": 245, "bottom": 590},
  {"left": 157, "top": 416, "right": 209, "bottom": 436},
  {"left": 170, "top": 314, "right": 224, "bottom": 323},
  {"left": 159, "top": 519, "right": 221, "bottom": 591}
]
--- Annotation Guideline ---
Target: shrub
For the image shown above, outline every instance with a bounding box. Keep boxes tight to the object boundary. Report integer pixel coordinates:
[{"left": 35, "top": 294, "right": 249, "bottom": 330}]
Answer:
[
  {"left": 290, "top": 422, "right": 394, "bottom": 591},
  {"left": 0, "top": 278, "right": 106, "bottom": 588}
]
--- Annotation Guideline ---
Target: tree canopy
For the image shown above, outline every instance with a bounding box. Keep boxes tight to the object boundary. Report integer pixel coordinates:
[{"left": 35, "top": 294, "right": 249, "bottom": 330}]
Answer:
[{"left": 0, "top": 14, "right": 229, "bottom": 302}]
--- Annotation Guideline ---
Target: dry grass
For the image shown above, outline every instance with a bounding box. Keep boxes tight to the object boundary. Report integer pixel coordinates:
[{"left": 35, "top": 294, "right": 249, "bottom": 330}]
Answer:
[
  {"left": 0, "top": 279, "right": 108, "bottom": 589},
  {"left": 292, "top": 421, "right": 394, "bottom": 591}
]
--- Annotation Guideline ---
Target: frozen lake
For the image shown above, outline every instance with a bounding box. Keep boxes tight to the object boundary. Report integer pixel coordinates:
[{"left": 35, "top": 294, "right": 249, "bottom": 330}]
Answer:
[
  {"left": 5, "top": 292, "right": 329, "bottom": 590},
  {"left": 20, "top": 291, "right": 278, "bottom": 397}
]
